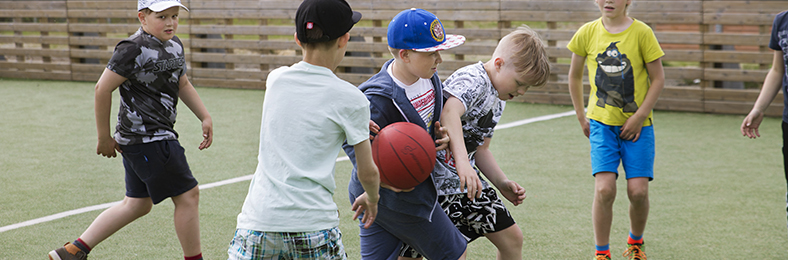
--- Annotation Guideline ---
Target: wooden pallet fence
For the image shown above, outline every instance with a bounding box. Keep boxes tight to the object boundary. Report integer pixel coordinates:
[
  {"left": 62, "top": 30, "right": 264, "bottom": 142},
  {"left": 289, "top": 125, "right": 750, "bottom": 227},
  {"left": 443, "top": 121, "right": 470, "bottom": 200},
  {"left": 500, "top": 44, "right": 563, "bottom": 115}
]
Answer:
[{"left": 0, "top": 0, "right": 783, "bottom": 116}]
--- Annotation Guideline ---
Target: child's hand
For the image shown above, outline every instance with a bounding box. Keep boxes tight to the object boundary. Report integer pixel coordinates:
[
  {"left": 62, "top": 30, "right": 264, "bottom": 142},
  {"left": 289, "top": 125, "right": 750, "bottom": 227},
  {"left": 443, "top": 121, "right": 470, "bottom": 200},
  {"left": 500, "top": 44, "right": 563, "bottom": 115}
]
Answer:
[
  {"left": 434, "top": 121, "right": 450, "bottom": 151},
  {"left": 578, "top": 117, "right": 590, "bottom": 138},
  {"left": 96, "top": 138, "right": 121, "bottom": 158},
  {"left": 498, "top": 180, "right": 526, "bottom": 206},
  {"left": 351, "top": 192, "right": 379, "bottom": 229},
  {"left": 458, "top": 164, "right": 483, "bottom": 200},
  {"left": 368, "top": 120, "right": 380, "bottom": 141},
  {"left": 741, "top": 110, "right": 764, "bottom": 139},
  {"left": 620, "top": 116, "right": 645, "bottom": 142},
  {"left": 199, "top": 117, "right": 213, "bottom": 150}
]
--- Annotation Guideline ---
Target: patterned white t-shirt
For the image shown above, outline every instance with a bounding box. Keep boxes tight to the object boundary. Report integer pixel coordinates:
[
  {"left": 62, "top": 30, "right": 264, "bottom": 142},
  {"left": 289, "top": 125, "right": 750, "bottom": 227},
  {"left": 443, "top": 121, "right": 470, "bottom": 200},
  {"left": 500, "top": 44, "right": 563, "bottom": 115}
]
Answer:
[{"left": 433, "top": 62, "right": 502, "bottom": 196}]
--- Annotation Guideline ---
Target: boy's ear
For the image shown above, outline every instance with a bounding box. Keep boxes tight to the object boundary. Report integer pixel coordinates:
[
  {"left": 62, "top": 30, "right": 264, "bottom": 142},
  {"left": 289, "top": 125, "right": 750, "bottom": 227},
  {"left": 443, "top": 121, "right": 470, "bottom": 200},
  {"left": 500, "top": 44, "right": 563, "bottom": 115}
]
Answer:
[
  {"left": 137, "top": 11, "right": 146, "bottom": 24},
  {"left": 494, "top": 57, "right": 505, "bottom": 71},
  {"left": 398, "top": 49, "right": 410, "bottom": 62},
  {"left": 337, "top": 33, "right": 350, "bottom": 49},
  {"left": 294, "top": 32, "right": 302, "bottom": 48}
]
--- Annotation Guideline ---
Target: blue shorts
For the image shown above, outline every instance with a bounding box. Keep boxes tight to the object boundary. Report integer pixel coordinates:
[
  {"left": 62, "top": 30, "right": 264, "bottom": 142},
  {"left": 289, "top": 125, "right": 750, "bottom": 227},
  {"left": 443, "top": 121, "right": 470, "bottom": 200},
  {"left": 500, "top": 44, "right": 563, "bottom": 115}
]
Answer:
[
  {"left": 227, "top": 228, "right": 346, "bottom": 260},
  {"left": 120, "top": 140, "right": 198, "bottom": 204},
  {"left": 589, "top": 119, "right": 655, "bottom": 180},
  {"left": 356, "top": 205, "right": 466, "bottom": 260}
]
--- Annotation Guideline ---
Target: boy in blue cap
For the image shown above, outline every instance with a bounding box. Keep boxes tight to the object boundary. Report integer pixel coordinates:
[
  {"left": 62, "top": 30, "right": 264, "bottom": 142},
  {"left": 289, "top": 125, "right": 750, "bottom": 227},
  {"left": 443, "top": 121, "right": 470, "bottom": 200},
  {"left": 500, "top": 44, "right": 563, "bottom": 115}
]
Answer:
[{"left": 342, "top": 8, "right": 471, "bottom": 260}]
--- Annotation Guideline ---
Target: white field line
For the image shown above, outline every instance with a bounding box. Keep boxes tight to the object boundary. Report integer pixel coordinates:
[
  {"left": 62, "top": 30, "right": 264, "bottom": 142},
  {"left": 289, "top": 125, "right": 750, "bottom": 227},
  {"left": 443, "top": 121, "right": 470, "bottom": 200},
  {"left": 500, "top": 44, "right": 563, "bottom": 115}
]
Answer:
[{"left": 0, "top": 110, "right": 575, "bottom": 233}]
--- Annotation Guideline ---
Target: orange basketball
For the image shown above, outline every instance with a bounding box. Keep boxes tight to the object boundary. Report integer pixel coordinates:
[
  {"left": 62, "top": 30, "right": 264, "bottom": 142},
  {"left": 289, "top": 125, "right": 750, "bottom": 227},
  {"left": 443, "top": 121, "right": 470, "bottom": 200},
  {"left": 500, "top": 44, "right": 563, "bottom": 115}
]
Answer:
[{"left": 371, "top": 122, "right": 437, "bottom": 190}]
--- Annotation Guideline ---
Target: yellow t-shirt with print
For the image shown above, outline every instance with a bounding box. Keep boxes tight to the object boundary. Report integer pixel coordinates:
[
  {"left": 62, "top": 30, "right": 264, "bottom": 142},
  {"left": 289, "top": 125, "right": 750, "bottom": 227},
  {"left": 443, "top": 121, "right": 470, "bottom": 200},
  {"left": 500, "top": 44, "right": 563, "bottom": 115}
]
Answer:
[{"left": 567, "top": 18, "right": 664, "bottom": 126}]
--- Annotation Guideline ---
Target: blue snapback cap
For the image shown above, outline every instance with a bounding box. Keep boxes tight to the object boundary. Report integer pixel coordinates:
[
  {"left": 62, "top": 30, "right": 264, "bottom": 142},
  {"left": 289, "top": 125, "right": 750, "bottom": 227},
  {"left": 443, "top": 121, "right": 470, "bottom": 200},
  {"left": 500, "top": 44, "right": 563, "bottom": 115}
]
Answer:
[{"left": 387, "top": 8, "right": 465, "bottom": 52}]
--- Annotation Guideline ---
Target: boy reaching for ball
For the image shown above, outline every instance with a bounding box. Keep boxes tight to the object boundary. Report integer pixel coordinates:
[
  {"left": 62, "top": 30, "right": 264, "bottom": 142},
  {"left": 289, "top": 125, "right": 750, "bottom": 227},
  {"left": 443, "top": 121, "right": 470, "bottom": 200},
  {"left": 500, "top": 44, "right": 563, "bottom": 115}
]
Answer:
[
  {"left": 227, "top": 0, "right": 380, "bottom": 259},
  {"left": 342, "top": 8, "right": 472, "bottom": 260},
  {"left": 399, "top": 26, "right": 551, "bottom": 260}
]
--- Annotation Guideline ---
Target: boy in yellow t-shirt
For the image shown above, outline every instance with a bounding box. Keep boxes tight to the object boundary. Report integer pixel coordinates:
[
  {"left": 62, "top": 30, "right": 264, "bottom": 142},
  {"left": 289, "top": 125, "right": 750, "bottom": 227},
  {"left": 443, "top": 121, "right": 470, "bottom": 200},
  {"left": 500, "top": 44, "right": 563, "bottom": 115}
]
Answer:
[{"left": 567, "top": 0, "right": 665, "bottom": 259}]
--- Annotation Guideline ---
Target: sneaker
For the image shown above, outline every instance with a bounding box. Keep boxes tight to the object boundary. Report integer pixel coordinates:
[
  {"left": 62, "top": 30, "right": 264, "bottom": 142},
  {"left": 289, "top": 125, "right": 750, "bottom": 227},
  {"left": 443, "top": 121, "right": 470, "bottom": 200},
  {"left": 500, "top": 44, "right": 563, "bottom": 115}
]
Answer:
[
  {"left": 594, "top": 254, "right": 611, "bottom": 260},
  {"left": 48, "top": 242, "right": 87, "bottom": 260},
  {"left": 623, "top": 243, "right": 647, "bottom": 260}
]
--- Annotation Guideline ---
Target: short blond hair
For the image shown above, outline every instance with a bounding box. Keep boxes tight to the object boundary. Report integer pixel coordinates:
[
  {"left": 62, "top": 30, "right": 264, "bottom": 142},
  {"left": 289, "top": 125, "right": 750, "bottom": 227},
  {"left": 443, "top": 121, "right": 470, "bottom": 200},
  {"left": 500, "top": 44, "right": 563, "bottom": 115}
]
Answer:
[{"left": 493, "top": 26, "right": 551, "bottom": 87}]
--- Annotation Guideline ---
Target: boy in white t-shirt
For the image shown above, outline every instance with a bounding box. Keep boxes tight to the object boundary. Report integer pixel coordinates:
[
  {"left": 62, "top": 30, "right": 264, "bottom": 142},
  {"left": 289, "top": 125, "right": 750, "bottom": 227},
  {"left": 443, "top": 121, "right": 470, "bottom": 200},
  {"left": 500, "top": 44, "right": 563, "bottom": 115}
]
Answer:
[{"left": 227, "top": 0, "right": 380, "bottom": 259}]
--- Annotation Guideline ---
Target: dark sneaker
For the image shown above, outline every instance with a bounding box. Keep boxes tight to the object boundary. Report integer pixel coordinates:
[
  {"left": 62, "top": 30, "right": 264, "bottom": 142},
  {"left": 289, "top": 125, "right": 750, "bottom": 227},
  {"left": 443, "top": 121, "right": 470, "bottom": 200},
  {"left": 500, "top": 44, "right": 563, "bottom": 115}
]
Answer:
[
  {"left": 594, "top": 254, "right": 611, "bottom": 260},
  {"left": 623, "top": 243, "right": 647, "bottom": 260},
  {"left": 48, "top": 242, "right": 87, "bottom": 260}
]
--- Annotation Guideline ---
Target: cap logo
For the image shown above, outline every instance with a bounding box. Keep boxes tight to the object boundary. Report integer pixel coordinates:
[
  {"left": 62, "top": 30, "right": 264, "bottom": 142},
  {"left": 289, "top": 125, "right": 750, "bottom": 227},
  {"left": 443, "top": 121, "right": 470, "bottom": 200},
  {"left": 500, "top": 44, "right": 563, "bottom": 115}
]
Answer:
[
  {"left": 430, "top": 19, "right": 444, "bottom": 43},
  {"left": 306, "top": 22, "right": 313, "bottom": 29}
]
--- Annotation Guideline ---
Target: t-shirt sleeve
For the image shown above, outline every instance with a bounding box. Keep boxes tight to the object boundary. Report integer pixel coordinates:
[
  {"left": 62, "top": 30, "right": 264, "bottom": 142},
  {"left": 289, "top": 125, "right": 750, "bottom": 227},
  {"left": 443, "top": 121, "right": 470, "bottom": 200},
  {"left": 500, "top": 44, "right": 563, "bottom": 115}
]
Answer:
[
  {"left": 343, "top": 95, "right": 371, "bottom": 146},
  {"left": 567, "top": 22, "right": 591, "bottom": 57},
  {"left": 640, "top": 25, "right": 665, "bottom": 63},
  {"left": 106, "top": 41, "right": 141, "bottom": 79},
  {"left": 770, "top": 11, "right": 788, "bottom": 51},
  {"left": 443, "top": 72, "right": 482, "bottom": 113}
]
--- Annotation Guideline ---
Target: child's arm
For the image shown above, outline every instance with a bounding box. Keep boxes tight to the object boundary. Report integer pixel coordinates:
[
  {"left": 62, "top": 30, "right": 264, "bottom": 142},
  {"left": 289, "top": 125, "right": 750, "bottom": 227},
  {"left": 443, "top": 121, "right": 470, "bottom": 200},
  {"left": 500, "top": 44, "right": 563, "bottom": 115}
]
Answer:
[
  {"left": 177, "top": 75, "right": 213, "bottom": 150},
  {"left": 442, "top": 96, "right": 483, "bottom": 199},
  {"left": 350, "top": 139, "right": 380, "bottom": 229},
  {"left": 742, "top": 50, "right": 785, "bottom": 139},
  {"left": 568, "top": 53, "right": 590, "bottom": 138},
  {"left": 620, "top": 58, "right": 665, "bottom": 142},
  {"left": 474, "top": 137, "right": 526, "bottom": 206},
  {"left": 94, "top": 68, "right": 126, "bottom": 158}
]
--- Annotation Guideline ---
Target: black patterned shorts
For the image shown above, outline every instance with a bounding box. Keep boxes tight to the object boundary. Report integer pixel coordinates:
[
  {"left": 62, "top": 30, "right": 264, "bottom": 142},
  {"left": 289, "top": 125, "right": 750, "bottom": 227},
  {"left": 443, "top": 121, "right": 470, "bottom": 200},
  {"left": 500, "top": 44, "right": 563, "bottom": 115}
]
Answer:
[{"left": 399, "top": 187, "right": 516, "bottom": 258}]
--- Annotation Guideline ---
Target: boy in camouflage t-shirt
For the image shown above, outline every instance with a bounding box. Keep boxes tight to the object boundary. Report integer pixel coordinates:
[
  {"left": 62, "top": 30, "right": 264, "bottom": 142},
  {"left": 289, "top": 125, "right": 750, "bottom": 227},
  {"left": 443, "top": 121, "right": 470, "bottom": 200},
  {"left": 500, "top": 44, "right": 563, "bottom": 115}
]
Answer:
[{"left": 48, "top": 1, "right": 211, "bottom": 260}]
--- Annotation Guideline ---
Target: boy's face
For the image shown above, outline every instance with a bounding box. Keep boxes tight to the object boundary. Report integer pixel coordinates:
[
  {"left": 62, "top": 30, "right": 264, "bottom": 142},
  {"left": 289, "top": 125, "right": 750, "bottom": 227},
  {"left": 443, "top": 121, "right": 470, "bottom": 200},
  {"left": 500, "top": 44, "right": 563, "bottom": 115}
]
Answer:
[
  {"left": 403, "top": 50, "right": 443, "bottom": 80},
  {"left": 139, "top": 7, "right": 180, "bottom": 42},
  {"left": 492, "top": 62, "right": 530, "bottom": 100}
]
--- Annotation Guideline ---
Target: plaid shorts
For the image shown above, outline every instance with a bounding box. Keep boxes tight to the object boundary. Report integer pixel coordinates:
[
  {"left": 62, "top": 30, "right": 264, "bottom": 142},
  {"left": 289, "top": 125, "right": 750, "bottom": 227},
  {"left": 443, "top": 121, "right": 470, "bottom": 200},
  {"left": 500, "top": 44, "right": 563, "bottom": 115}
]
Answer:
[{"left": 227, "top": 228, "right": 347, "bottom": 260}]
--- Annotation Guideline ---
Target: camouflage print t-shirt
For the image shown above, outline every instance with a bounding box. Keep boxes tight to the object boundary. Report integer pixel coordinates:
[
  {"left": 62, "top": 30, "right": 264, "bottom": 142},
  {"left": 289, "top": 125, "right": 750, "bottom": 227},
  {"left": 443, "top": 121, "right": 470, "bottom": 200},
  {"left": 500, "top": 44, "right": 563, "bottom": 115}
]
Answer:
[
  {"left": 433, "top": 62, "right": 503, "bottom": 196},
  {"left": 107, "top": 28, "right": 186, "bottom": 145}
]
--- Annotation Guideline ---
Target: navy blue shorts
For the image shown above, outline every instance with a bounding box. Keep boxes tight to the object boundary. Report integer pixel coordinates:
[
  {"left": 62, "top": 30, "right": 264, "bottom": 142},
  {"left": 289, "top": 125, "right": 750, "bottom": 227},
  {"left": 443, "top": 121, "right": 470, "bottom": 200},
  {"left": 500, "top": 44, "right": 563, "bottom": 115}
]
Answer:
[
  {"left": 120, "top": 140, "right": 198, "bottom": 204},
  {"left": 356, "top": 205, "right": 466, "bottom": 260}
]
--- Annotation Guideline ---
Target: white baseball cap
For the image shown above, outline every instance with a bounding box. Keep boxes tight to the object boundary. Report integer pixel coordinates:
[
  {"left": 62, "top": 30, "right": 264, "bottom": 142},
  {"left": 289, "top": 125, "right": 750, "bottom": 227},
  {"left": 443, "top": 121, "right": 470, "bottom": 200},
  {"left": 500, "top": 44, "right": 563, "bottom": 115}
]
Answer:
[{"left": 138, "top": 0, "right": 189, "bottom": 12}]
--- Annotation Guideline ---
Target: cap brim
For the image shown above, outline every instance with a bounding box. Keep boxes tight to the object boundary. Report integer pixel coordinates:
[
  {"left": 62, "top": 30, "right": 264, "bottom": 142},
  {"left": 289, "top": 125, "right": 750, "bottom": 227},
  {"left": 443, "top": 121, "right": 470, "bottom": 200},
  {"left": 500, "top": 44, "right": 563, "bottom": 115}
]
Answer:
[
  {"left": 412, "top": 34, "right": 465, "bottom": 52},
  {"left": 351, "top": 11, "right": 362, "bottom": 24},
  {"left": 146, "top": 2, "right": 189, "bottom": 12}
]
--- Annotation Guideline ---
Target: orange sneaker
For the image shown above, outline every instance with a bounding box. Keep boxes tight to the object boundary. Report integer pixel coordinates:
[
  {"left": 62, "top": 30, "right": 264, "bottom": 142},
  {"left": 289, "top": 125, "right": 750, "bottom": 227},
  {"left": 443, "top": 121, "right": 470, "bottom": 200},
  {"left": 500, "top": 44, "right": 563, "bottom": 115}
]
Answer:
[{"left": 623, "top": 243, "right": 647, "bottom": 260}]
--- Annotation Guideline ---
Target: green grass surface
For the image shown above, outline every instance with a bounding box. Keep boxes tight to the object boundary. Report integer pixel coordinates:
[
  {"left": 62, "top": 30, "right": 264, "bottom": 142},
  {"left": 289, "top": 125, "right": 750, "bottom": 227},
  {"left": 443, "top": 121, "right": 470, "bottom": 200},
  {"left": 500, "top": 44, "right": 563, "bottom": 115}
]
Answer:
[{"left": 1, "top": 78, "right": 786, "bottom": 259}]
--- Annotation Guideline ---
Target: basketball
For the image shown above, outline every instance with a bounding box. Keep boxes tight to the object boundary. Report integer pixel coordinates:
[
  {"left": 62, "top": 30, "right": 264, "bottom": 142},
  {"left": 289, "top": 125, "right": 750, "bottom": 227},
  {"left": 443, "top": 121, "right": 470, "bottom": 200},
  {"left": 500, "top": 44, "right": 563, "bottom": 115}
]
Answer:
[{"left": 371, "top": 122, "right": 437, "bottom": 190}]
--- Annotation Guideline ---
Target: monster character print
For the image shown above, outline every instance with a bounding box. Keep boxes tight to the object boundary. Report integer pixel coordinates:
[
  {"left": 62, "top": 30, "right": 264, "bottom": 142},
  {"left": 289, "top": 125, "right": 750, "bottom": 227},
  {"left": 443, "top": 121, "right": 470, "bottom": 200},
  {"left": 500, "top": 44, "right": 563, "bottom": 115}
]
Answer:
[{"left": 594, "top": 41, "right": 638, "bottom": 112}]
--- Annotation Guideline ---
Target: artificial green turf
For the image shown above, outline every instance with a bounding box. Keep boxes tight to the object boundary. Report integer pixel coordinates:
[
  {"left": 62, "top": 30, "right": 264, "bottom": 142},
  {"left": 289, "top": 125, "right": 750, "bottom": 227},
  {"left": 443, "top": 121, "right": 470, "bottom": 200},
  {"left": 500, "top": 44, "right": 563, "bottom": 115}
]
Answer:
[{"left": 1, "top": 78, "right": 786, "bottom": 259}]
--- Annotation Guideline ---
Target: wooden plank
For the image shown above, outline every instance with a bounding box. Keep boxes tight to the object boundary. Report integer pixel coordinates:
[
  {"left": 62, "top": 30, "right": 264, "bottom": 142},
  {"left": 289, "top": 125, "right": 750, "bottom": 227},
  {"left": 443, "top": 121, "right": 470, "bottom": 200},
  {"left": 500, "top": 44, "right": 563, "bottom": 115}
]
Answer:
[
  {"left": 0, "top": 10, "right": 67, "bottom": 18},
  {"left": 0, "top": 70, "right": 71, "bottom": 81},
  {"left": 703, "top": 51, "right": 773, "bottom": 64},
  {"left": 703, "top": 13, "right": 776, "bottom": 26},
  {"left": 704, "top": 68, "right": 768, "bottom": 82},
  {"left": 703, "top": 1, "right": 788, "bottom": 14},
  {"left": 191, "top": 78, "right": 265, "bottom": 89},
  {"left": 501, "top": 1, "right": 702, "bottom": 12},
  {"left": 654, "top": 98, "right": 705, "bottom": 112},
  {"left": 0, "top": 61, "right": 71, "bottom": 71},
  {"left": 704, "top": 33, "right": 770, "bottom": 46},
  {"left": 0, "top": 48, "right": 69, "bottom": 57},
  {"left": 0, "top": 23, "right": 69, "bottom": 32},
  {"left": 68, "top": 24, "right": 141, "bottom": 34},
  {"left": 704, "top": 88, "right": 782, "bottom": 103},
  {"left": 0, "top": 35, "right": 69, "bottom": 45}
]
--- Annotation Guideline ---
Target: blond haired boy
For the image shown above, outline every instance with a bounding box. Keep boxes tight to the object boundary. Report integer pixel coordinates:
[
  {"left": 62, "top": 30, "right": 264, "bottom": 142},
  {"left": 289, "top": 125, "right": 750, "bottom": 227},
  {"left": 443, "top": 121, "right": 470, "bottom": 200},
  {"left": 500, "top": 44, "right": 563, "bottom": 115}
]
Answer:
[{"left": 400, "top": 26, "right": 551, "bottom": 260}]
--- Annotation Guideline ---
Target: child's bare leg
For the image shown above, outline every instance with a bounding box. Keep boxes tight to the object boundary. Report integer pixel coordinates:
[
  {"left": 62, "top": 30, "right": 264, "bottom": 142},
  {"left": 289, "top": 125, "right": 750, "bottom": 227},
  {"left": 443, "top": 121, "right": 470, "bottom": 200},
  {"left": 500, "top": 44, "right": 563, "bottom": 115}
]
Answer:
[
  {"left": 486, "top": 224, "right": 523, "bottom": 260},
  {"left": 172, "top": 186, "right": 201, "bottom": 257},
  {"left": 79, "top": 196, "right": 153, "bottom": 247},
  {"left": 592, "top": 172, "right": 617, "bottom": 247},
  {"left": 626, "top": 177, "right": 649, "bottom": 238}
]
